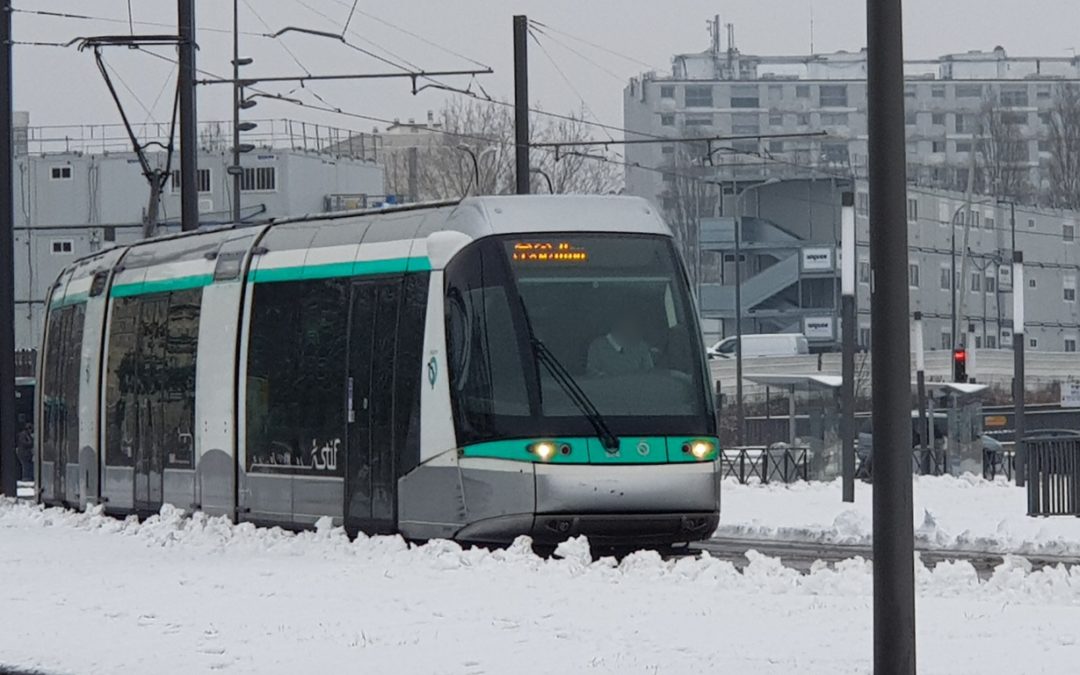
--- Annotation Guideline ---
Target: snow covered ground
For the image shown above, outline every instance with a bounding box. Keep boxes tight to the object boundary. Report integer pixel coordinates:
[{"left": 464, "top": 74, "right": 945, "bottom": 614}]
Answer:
[
  {"left": 718, "top": 474, "right": 1080, "bottom": 556},
  {"left": 3, "top": 476, "right": 1080, "bottom": 674}
]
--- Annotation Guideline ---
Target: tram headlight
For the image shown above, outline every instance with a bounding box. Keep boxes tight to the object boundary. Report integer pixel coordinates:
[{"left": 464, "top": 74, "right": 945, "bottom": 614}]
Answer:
[
  {"left": 529, "top": 441, "right": 557, "bottom": 461},
  {"left": 684, "top": 440, "right": 716, "bottom": 461}
]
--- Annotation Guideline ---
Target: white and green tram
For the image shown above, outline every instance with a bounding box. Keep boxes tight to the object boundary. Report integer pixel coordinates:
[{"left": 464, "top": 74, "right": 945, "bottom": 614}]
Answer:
[{"left": 36, "top": 195, "right": 721, "bottom": 546}]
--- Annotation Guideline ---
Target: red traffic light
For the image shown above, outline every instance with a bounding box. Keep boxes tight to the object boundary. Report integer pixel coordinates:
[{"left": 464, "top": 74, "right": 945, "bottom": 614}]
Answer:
[{"left": 953, "top": 348, "right": 966, "bottom": 363}]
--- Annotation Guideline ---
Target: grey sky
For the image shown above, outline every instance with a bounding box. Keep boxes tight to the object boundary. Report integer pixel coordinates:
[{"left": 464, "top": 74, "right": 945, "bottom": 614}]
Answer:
[{"left": 16, "top": 1, "right": 1080, "bottom": 139}]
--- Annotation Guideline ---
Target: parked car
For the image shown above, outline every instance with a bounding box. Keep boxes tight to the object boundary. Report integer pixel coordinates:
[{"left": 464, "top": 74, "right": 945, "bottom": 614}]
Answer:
[{"left": 708, "top": 333, "right": 810, "bottom": 359}]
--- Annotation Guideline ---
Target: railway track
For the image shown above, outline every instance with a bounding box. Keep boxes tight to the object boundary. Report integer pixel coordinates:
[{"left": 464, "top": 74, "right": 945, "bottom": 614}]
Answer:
[{"left": 691, "top": 536, "right": 1080, "bottom": 579}]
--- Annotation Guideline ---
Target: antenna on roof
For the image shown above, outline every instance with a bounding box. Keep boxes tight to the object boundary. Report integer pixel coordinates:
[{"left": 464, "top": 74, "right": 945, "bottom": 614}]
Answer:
[{"left": 810, "top": 0, "right": 815, "bottom": 54}]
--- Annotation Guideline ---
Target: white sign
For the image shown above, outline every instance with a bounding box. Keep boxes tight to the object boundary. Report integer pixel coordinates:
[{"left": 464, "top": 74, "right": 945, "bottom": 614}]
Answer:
[
  {"left": 997, "top": 262, "right": 1013, "bottom": 292},
  {"left": 801, "top": 247, "right": 834, "bottom": 272},
  {"left": 803, "top": 316, "right": 835, "bottom": 340},
  {"left": 1063, "top": 382, "right": 1080, "bottom": 408}
]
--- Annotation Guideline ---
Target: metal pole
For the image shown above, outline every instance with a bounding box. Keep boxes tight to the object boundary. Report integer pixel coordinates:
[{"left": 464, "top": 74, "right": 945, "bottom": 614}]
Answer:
[
  {"left": 178, "top": 0, "right": 199, "bottom": 231},
  {"left": 0, "top": 0, "right": 16, "bottom": 498},
  {"left": 950, "top": 212, "right": 957, "bottom": 345},
  {"left": 1013, "top": 250, "right": 1026, "bottom": 488},
  {"left": 734, "top": 199, "right": 745, "bottom": 446},
  {"left": 231, "top": 0, "right": 241, "bottom": 225},
  {"left": 914, "top": 311, "right": 928, "bottom": 471},
  {"left": 512, "top": 15, "right": 529, "bottom": 195},
  {"left": 841, "top": 191, "right": 856, "bottom": 502},
  {"left": 867, "top": 0, "right": 917, "bottom": 669}
]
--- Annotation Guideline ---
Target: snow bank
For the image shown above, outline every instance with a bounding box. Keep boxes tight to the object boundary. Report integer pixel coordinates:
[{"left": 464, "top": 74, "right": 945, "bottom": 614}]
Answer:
[
  {"left": 3, "top": 495, "right": 1080, "bottom": 674},
  {"left": 718, "top": 474, "right": 1080, "bottom": 557}
]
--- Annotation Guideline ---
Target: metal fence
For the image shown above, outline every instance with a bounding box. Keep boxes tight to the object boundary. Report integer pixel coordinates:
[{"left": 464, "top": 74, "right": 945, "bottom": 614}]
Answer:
[
  {"left": 1027, "top": 436, "right": 1080, "bottom": 516},
  {"left": 983, "top": 448, "right": 1016, "bottom": 481},
  {"left": 720, "top": 447, "right": 809, "bottom": 484}
]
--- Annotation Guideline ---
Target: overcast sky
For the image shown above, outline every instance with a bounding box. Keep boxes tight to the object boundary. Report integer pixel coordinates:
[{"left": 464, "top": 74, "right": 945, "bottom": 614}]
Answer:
[{"left": 15, "top": 1, "right": 1080, "bottom": 140}]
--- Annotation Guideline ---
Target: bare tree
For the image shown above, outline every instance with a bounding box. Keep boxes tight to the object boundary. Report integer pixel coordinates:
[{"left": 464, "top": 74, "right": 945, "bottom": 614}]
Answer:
[
  {"left": 1048, "top": 83, "right": 1080, "bottom": 210},
  {"left": 658, "top": 143, "right": 717, "bottom": 287},
  {"left": 978, "top": 92, "right": 1033, "bottom": 202},
  {"left": 381, "top": 98, "right": 621, "bottom": 201}
]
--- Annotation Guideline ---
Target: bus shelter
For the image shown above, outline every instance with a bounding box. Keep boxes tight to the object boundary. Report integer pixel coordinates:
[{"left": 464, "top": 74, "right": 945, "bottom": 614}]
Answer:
[{"left": 915, "top": 381, "right": 987, "bottom": 476}]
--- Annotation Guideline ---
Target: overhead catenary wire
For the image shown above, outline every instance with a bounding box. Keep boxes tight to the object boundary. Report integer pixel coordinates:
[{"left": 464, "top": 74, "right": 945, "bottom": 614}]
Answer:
[
  {"left": 527, "top": 26, "right": 615, "bottom": 144},
  {"left": 527, "top": 18, "right": 668, "bottom": 73}
]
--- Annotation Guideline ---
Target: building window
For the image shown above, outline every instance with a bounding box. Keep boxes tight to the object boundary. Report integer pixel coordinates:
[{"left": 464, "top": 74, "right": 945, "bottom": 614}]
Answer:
[
  {"left": 940, "top": 266, "right": 952, "bottom": 290},
  {"left": 856, "top": 192, "right": 869, "bottom": 216},
  {"left": 1065, "top": 276, "right": 1077, "bottom": 302},
  {"left": 859, "top": 327, "right": 871, "bottom": 348},
  {"left": 985, "top": 215, "right": 995, "bottom": 230},
  {"left": 684, "top": 85, "right": 713, "bottom": 108},
  {"left": 974, "top": 336, "right": 983, "bottom": 349},
  {"left": 1064, "top": 223, "right": 1076, "bottom": 242},
  {"left": 821, "top": 112, "right": 848, "bottom": 126},
  {"left": 240, "top": 166, "right": 277, "bottom": 192},
  {"left": 1028, "top": 218, "right": 1036, "bottom": 229},
  {"left": 932, "top": 140, "right": 945, "bottom": 153},
  {"left": 769, "top": 112, "right": 783, "bottom": 126},
  {"left": 684, "top": 114, "right": 712, "bottom": 128},
  {"left": 1039, "top": 140, "right": 1052, "bottom": 153},
  {"left": 956, "top": 84, "right": 983, "bottom": 98},
  {"left": 1066, "top": 337, "right": 1078, "bottom": 353},
  {"left": 906, "top": 197, "right": 918, "bottom": 223},
  {"left": 955, "top": 140, "right": 973, "bottom": 153},
  {"left": 49, "top": 166, "right": 72, "bottom": 181},
  {"left": 904, "top": 85, "right": 917, "bottom": 98},
  {"left": 1001, "top": 111, "right": 1027, "bottom": 126},
  {"left": 1029, "top": 277, "right": 1037, "bottom": 288},
  {"left": 931, "top": 113, "right": 946, "bottom": 126},
  {"left": 1001, "top": 85, "right": 1029, "bottom": 107},
  {"left": 660, "top": 144, "right": 675, "bottom": 156},
  {"left": 955, "top": 114, "right": 979, "bottom": 134},
  {"left": 660, "top": 113, "right": 675, "bottom": 127},
  {"left": 1039, "top": 112, "right": 1052, "bottom": 126},
  {"left": 50, "top": 239, "right": 74, "bottom": 254},
  {"left": 819, "top": 85, "right": 848, "bottom": 107},
  {"left": 821, "top": 142, "right": 849, "bottom": 164},
  {"left": 796, "top": 113, "right": 810, "bottom": 126},
  {"left": 904, "top": 108, "right": 917, "bottom": 126},
  {"left": 103, "top": 226, "right": 116, "bottom": 242},
  {"left": 1001, "top": 328, "right": 1012, "bottom": 347},
  {"left": 659, "top": 85, "right": 675, "bottom": 99},
  {"left": 932, "top": 85, "right": 946, "bottom": 99},
  {"left": 731, "top": 113, "right": 760, "bottom": 135},
  {"left": 970, "top": 272, "right": 981, "bottom": 292},
  {"left": 1037, "top": 84, "right": 1052, "bottom": 100},
  {"left": 940, "top": 332, "right": 952, "bottom": 349},
  {"left": 730, "top": 85, "right": 759, "bottom": 108},
  {"left": 1029, "top": 337, "right": 1038, "bottom": 349},
  {"left": 986, "top": 335, "right": 997, "bottom": 349},
  {"left": 768, "top": 140, "right": 785, "bottom": 154},
  {"left": 985, "top": 274, "right": 996, "bottom": 293},
  {"left": 767, "top": 84, "right": 783, "bottom": 102},
  {"left": 859, "top": 260, "right": 871, "bottom": 284},
  {"left": 170, "top": 168, "right": 212, "bottom": 193},
  {"left": 909, "top": 263, "right": 920, "bottom": 288},
  {"left": 796, "top": 85, "right": 811, "bottom": 99}
]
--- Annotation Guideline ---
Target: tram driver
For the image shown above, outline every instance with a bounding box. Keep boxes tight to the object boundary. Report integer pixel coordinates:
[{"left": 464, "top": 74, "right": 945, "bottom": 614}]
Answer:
[{"left": 586, "top": 308, "right": 654, "bottom": 377}]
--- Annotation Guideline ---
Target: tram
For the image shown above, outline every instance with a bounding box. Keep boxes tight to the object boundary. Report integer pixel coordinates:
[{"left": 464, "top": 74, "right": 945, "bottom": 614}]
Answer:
[{"left": 36, "top": 195, "right": 720, "bottom": 546}]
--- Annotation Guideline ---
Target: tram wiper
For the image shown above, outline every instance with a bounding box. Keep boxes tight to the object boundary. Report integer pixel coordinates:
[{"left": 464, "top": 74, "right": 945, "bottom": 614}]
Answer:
[{"left": 529, "top": 335, "right": 620, "bottom": 452}]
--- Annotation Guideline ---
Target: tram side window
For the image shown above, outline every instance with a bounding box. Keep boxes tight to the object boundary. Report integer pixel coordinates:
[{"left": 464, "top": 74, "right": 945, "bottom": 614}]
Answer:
[
  {"left": 61, "top": 305, "right": 85, "bottom": 464},
  {"left": 161, "top": 290, "right": 200, "bottom": 469},
  {"left": 394, "top": 273, "right": 429, "bottom": 477},
  {"left": 106, "top": 298, "right": 140, "bottom": 467},
  {"left": 370, "top": 281, "right": 400, "bottom": 475},
  {"left": 246, "top": 279, "right": 348, "bottom": 475},
  {"left": 40, "top": 308, "right": 66, "bottom": 466}
]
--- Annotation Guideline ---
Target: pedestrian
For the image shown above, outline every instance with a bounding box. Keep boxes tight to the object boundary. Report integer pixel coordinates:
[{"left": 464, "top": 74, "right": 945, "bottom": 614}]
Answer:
[{"left": 15, "top": 422, "right": 33, "bottom": 482}]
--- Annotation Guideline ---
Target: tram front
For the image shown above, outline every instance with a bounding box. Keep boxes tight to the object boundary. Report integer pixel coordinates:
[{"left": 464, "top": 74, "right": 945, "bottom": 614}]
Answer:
[{"left": 444, "top": 229, "right": 720, "bottom": 547}]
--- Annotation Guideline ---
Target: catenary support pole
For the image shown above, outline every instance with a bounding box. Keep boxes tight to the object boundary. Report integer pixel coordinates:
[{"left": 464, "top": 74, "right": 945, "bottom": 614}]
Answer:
[
  {"left": 866, "top": 0, "right": 917, "bottom": 670},
  {"left": 0, "top": 1, "right": 16, "bottom": 498},
  {"left": 512, "top": 15, "right": 529, "bottom": 195},
  {"left": 231, "top": 0, "right": 241, "bottom": 226},
  {"left": 1013, "top": 251, "right": 1025, "bottom": 488},
  {"left": 178, "top": 0, "right": 199, "bottom": 231},
  {"left": 840, "top": 191, "right": 856, "bottom": 502}
]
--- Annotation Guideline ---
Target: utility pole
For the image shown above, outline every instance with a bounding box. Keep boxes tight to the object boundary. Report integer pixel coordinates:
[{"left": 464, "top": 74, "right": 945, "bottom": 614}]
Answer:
[
  {"left": 914, "top": 312, "right": 928, "bottom": 472},
  {"left": 230, "top": 0, "right": 242, "bottom": 225},
  {"left": 840, "top": 190, "right": 856, "bottom": 502},
  {"left": 0, "top": 0, "right": 16, "bottom": 498},
  {"left": 178, "top": 0, "right": 199, "bottom": 231},
  {"left": 1013, "top": 250, "right": 1026, "bottom": 488},
  {"left": 512, "top": 15, "right": 529, "bottom": 195},
  {"left": 866, "top": 0, "right": 917, "bottom": 670}
]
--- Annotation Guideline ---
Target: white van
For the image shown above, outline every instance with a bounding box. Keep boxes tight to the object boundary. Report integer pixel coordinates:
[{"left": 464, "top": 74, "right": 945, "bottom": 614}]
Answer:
[{"left": 708, "top": 333, "right": 810, "bottom": 359}]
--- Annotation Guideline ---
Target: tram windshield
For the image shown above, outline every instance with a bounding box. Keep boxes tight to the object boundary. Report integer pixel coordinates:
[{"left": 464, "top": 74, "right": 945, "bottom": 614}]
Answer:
[{"left": 445, "top": 233, "right": 713, "bottom": 445}]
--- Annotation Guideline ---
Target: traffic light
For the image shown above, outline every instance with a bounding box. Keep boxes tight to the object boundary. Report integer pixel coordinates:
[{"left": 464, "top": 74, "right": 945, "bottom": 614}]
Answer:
[{"left": 952, "top": 348, "right": 968, "bottom": 383}]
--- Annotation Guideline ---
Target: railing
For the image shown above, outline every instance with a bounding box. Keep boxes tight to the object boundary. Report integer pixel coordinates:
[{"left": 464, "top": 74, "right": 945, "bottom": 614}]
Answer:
[
  {"left": 1027, "top": 435, "right": 1080, "bottom": 516},
  {"left": 720, "top": 446, "right": 809, "bottom": 484},
  {"left": 983, "top": 447, "right": 1016, "bottom": 481}
]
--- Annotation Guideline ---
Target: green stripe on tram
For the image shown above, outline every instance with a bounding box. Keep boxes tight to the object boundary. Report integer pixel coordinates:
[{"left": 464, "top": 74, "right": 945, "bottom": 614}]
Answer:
[
  {"left": 110, "top": 274, "right": 214, "bottom": 298},
  {"left": 461, "top": 436, "right": 720, "bottom": 465},
  {"left": 248, "top": 256, "right": 430, "bottom": 283}
]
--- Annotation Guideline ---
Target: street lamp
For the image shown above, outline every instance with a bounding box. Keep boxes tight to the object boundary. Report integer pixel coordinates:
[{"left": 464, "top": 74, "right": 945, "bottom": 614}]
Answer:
[
  {"left": 456, "top": 145, "right": 497, "bottom": 195},
  {"left": 733, "top": 177, "right": 779, "bottom": 446},
  {"left": 529, "top": 167, "right": 554, "bottom": 193}
]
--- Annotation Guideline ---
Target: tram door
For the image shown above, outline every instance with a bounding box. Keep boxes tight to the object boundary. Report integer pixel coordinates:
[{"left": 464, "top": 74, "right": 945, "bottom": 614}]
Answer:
[
  {"left": 134, "top": 296, "right": 167, "bottom": 512},
  {"left": 344, "top": 278, "right": 400, "bottom": 535}
]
